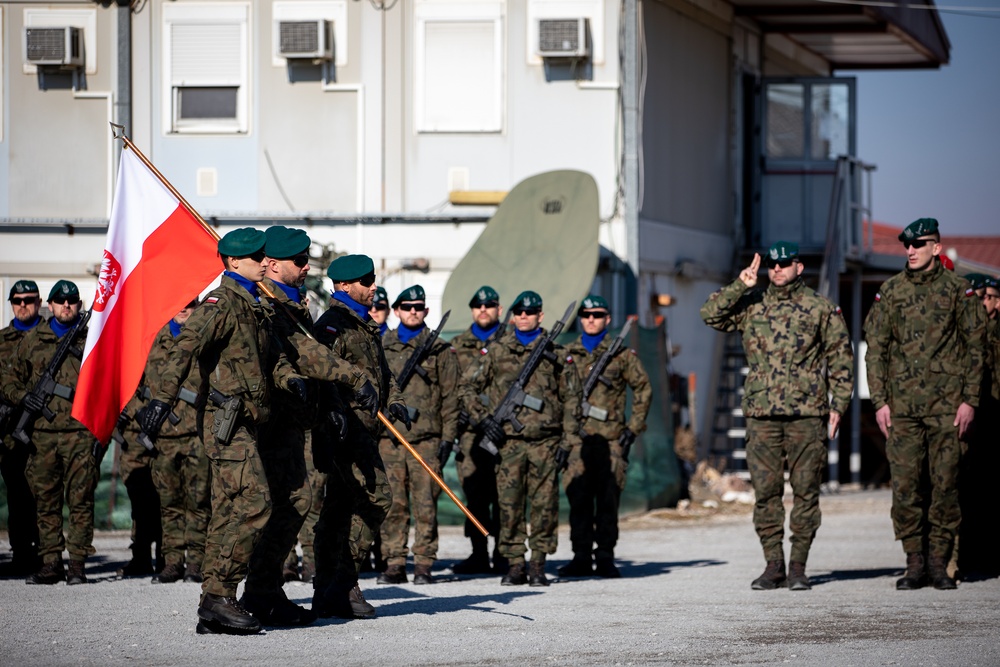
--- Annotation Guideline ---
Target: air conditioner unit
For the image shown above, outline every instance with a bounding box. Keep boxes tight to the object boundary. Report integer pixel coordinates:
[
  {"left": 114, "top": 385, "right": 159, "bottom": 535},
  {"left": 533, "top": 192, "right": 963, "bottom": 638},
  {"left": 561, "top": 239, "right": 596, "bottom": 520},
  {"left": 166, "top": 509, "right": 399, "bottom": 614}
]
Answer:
[
  {"left": 275, "top": 19, "right": 334, "bottom": 60},
  {"left": 537, "top": 18, "right": 589, "bottom": 59},
  {"left": 24, "top": 26, "right": 84, "bottom": 69}
]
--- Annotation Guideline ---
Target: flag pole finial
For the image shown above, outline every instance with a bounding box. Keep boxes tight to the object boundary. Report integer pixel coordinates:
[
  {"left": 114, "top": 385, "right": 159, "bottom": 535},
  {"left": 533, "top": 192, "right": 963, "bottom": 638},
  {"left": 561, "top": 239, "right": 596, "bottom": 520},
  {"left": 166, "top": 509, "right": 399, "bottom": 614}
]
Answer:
[{"left": 110, "top": 123, "right": 126, "bottom": 140}]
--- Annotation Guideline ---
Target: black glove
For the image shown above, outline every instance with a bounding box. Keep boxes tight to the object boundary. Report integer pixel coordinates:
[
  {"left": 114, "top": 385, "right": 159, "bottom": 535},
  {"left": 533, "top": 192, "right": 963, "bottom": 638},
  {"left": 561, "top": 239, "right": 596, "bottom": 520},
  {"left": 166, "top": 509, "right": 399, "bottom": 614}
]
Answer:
[
  {"left": 554, "top": 447, "right": 570, "bottom": 472},
  {"left": 138, "top": 399, "right": 171, "bottom": 440},
  {"left": 478, "top": 416, "right": 506, "bottom": 448},
  {"left": 437, "top": 440, "right": 453, "bottom": 468},
  {"left": 457, "top": 410, "right": 471, "bottom": 433},
  {"left": 387, "top": 402, "right": 412, "bottom": 431},
  {"left": 22, "top": 393, "right": 46, "bottom": 414},
  {"left": 354, "top": 379, "right": 379, "bottom": 420},
  {"left": 116, "top": 410, "right": 132, "bottom": 433},
  {"left": 287, "top": 377, "right": 309, "bottom": 404},
  {"left": 618, "top": 428, "right": 637, "bottom": 463},
  {"left": 327, "top": 408, "right": 349, "bottom": 442}
]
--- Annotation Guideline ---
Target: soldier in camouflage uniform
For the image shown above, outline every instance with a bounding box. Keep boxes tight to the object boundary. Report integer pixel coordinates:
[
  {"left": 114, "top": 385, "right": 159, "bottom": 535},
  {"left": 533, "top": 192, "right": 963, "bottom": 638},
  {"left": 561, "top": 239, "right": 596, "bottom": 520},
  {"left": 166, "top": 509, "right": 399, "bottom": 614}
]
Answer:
[
  {"left": 0, "top": 280, "right": 42, "bottom": 577},
  {"left": 561, "top": 295, "right": 652, "bottom": 579},
  {"left": 311, "top": 254, "right": 410, "bottom": 620},
  {"left": 864, "top": 218, "right": 986, "bottom": 591},
  {"left": 459, "top": 290, "right": 582, "bottom": 587},
  {"left": 702, "top": 242, "right": 854, "bottom": 591},
  {"left": 2, "top": 280, "right": 98, "bottom": 586},
  {"left": 139, "top": 228, "right": 305, "bottom": 635},
  {"left": 449, "top": 286, "right": 507, "bottom": 575},
  {"left": 114, "top": 418, "right": 162, "bottom": 577},
  {"left": 376, "top": 285, "right": 460, "bottom": 586},
  {"left": 369, "top": 286, "right": 390, "bottom": 337},
  {"left": 241, "top": 226, "right": 377, "bottom": 627}
]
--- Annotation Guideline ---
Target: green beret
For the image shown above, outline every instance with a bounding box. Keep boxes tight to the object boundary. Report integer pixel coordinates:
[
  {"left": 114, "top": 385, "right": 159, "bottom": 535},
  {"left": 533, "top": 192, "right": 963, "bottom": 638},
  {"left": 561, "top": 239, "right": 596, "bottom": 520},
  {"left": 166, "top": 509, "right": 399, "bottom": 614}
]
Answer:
[
  {"left": 469, "top": 285, "right": 500, "bottom": 308},
  {"left": 579, "top": 294, "right": 609, "bottom": 313},
  {"left": 983, "top": 276, "right": 999, "bottom": 290},
  {"left": 964, "top": 273, "right": 988, "bottom": 290},
  {"left": 48, "top": 279, "right": 79, "bottom": 301},
  {"left": 899, "top": 218, "right": 939, "bottom": 242},
  {"left": 392, "top": 285, "right": 426, "bottom": 308},
  {"left": 766, "top": 241, "right": 799, "bottom": 264},
  {"left": 512, "top": 290, "right": 543, "bottom": 310},
  {"left": 373, "top": 286, "right": 389, "bottom": 306},
  {"left": 327, "top": 254, "right": 375, "bottom": 282},
  {"left": 264, "top": 226, "right": 310, "bottom": 259},
  {"left": 9, "top": 279, "right": 39, "bottom": 300},
  {"left": 218, "top": 227, "right": 266, "bottom": 257}
]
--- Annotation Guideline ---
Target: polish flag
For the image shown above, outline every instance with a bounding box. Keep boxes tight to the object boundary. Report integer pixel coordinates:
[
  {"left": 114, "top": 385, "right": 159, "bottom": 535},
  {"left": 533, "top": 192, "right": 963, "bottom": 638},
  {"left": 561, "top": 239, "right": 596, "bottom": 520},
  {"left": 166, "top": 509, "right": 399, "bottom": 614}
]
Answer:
[{"left": 72, "top": 147, "right": 221, "bottom": 443}]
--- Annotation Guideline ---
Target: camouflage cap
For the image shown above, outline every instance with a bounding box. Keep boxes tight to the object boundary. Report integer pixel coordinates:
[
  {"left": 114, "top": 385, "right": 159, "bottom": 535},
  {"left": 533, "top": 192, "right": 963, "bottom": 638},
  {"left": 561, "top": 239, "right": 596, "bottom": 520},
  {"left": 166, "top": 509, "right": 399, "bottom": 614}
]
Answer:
[
  {"left": 327, "top": 254, "right": 375, "bottom": 282},
  {"left": 898, "top": 217, "right": 939, "bottom": 242},
  {"left": 392, "top": 284, "right": 426, "bottom": 308},
  {"left": 766, "top": 241, "right": 799, "bottom": 264},
  {"left": 48, "top": 279, "right": 79, "bottom": 301},
  {"left": 218, "top": 227, "right": 266, "bottom": 257},
  {"left": 264, "top": 225, "right": 310, "bottom": 259},
  {"left": 964, "top": 273, "right": 989, "bottom": 290},
  {"left": 511, "top": 290, "right": 543, "bottom": 310},
  {"left": 373, "top": 286, "right": 389, "bottom": 306},
  {"left": 9, "top": 279, "right": 39, "bottom": 300},
  {"left": 469, "top": 285, "right": 500, "bottom": 308},
  {"left": 579, "top": 294, "right": 609, "bottom": 313}
]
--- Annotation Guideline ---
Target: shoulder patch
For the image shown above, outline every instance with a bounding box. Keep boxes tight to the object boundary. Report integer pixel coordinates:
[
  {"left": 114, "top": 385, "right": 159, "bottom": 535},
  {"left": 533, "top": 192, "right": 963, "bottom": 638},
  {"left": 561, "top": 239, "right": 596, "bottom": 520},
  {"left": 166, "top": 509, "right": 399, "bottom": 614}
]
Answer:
[
  {"left": 566, "top": 355, "right": 574, "bottom": 364},
  {"left": 325, "top": 325, "right": 338, "bottom": 334},
  {"left": 835, "top": 306, "right": 842, "bottom": 314},
  {"left": 480, "top": 348, "right": 488, "bottom": 355},
  {"left": 874, "top": 293, "right": 881, "bottom": 302},
  {"left": 630, "top": 348, "right": 638, "bottom": 355},
  {"left": 966, "top": 288, "right": 975, "bottom": 297},
  {"left": 205, "top": 297, "right": 219, "bottom": 304}
]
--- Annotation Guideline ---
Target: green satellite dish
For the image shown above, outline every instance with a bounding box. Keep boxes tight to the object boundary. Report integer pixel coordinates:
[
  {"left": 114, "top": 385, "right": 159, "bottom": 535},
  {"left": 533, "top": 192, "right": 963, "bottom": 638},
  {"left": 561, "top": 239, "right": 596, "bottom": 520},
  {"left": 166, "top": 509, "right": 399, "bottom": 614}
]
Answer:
[{"left": 442, "top": 170, "right": 600, "bottom": 333}]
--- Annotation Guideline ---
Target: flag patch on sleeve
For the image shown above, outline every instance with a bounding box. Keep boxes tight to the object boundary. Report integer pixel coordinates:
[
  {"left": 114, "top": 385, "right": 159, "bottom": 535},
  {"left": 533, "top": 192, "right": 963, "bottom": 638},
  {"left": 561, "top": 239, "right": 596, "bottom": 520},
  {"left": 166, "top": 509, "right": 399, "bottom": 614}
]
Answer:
[
  {"left": 205, "top": 297, "right": 219, "bottom": 304},
  {"left": 874, "top": 293, "right": 881, "bottom": 302},
  {"left": 966, "top": 288, "right": 975, "bottom": 297},
  {"left": 325, "top": 326, "right": 338, "bottom": 334}
]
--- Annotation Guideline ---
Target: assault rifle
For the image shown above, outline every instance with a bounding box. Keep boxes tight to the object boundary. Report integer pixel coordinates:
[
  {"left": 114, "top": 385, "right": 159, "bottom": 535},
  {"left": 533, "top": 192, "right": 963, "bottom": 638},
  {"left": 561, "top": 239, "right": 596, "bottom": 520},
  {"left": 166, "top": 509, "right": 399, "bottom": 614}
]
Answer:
[
  {"left": 477, "top": 301, "right": 576, "bottom": 456},
  {"left": 580, "top": 316, "right": 635, "bottom": 424},
  {"left": 11, "top": 309, "right": 92, "bottom": 447},
  {"left": 395, "top": 310, "right": 451, "bottom": 392}
]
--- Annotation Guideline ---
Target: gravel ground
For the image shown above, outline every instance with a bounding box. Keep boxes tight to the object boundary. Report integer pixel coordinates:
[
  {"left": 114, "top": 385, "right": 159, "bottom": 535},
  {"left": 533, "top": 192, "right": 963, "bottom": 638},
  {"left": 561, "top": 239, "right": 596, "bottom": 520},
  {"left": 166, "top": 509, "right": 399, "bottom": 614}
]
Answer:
[{"left": 1, "top": 487, "right": 998, "bottom": 666}]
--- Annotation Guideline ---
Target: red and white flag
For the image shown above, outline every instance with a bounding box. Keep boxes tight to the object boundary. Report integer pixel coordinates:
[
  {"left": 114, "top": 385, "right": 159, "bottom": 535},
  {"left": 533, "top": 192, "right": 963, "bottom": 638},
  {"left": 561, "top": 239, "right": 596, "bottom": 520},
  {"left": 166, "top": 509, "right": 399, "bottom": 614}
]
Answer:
[{"left": 72, "top": 147, "right": 221, "bottom": 443}]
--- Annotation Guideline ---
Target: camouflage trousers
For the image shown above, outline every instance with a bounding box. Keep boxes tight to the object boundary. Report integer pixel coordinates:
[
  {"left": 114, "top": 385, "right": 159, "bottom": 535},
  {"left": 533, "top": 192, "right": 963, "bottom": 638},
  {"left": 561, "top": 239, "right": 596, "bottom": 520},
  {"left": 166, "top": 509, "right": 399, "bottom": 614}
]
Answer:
[
  {"left": 313, "top": 428, "right": 391, "bottom": 592},
  {"left": 245, "top": 423, "right": 312, "bottom": 595},
  {"left": 378, "top": 436, "right": 442, "bottom": 567},
  {"left": 25, "top": 429, "right": 97, "bottom": 564},
  {"left": 119, "top": 440, "right": 162, "bottom": 567},
  {"left": 201, "top": 422, "right": 271, "bottom": 599},
  {"left": 0, "top": 440, "right": 39, "bottom": 564},
  {"left": 496, "top": 436, "right": 561, "bottom": 565},
  {"left": 150, "top": 435, "right": 210, "bottom": 568},
  {"left": 457, "top": 431, "right": 501, "bottom": 553},
  {"left": 746, "top": 417, "right": 825, "bottom": 563},
  {"left": 562, "top": 434, "right": 628, "bottom": 561},
  {"left": 886, "top": 414, "right": 961, "bottom": 559},
  {"left": 286, "top": 431, "right": 326, "bottom": 573}
]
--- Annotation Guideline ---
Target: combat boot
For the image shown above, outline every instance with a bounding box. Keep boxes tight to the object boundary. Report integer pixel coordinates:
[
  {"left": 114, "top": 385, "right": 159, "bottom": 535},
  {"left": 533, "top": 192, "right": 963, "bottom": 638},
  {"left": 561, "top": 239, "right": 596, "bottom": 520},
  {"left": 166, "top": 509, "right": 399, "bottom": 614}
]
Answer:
[
  {"left": 927, "top": 555, "right": 957, "bottom": 590},
  {"left": 153, "top": 562, "right": 184, "bottom": 584},
  {"left": 183, "top": 560, "right": 203, "bottom": 583},
  {"left": 558, "top": 555, "right": 594, "bottom": 577},
  {"left": 751, "top": 560, "right": 786, "bottom": 590},
  {"left": 452, "top": 549, "right": 492, "bottom": 575},
  {"left": 787, "top": 561, "right": 811, "bottom": 591},
  {"left": 116, "top": 558, "right": 154, "bottom": 578},
  {"left": 528, "top": 561, "right": 549, "bottom": 587},
  {"left": 197, "top": 594, "right": 262, "bottom": 635},
  {"left": 66, "top": 560, "right": 87, "bottom": 586},
  {"left": 413, "top": 564, "right": 435, "bottom": 585},
  {"left": 348, "top": 584, "right": 377, "bottom": 618},
  {"left": 896, "top": 552, "right": 928, "bottom": 590},
  {"left": 594, "top": 557, "right": 621, "bottom": 579},
  {"left": 26, "top": 560, "right": 65, "bottom": 585},
  {"left": 501, "top": 562, "right": 527, "bottom": 586},
  {"left": 240, "top": 590, "right": 317, "bottom": 627},
  {"left": 377, "top": 564, "right": 408, "bottom": 585}
]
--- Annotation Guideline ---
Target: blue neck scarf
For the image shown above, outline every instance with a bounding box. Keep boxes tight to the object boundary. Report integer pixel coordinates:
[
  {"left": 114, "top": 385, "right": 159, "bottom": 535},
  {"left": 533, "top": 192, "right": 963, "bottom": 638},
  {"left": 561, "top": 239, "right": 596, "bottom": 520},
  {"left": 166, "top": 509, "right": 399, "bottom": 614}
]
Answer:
[
  {"left": 333, "top": 291, "right": 370, "bottom": 321},
  {"left": 397, "top": 322, "right": 426, "bottom": 344},
  {"left": 272, "top": 280, "right": 302, "bottom": 303},
  {"left": 582, "top": 329, "right": 608, "bottom": 353},
  {"left": 471, "top": 321, "right": 500, "bottom": 342},
  {"left": 379, "top": 322, "right": 388, "bottom": 337},
  {"left": 515, "top": 328, "right": 542, "bottom": 346},
  {"left": 49, "top": 315, "right": 79, "bottom": 339},
  {"left": 224, "top": 271, "right": 259, "bottom": 301},
  {"left": 169, "top": 319, "right": 183, "bottom": 338},
  {"left": 12, "top": 315, "right": 41, "bottom": 332}
]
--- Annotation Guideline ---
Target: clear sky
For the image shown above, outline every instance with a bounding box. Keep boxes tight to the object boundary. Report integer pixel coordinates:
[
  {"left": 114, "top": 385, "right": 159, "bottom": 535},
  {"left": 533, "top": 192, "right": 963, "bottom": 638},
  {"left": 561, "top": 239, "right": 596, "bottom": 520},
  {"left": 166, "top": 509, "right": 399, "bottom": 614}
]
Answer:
[{"left": 844, "top": 7, "right": 1000, "bottom": 236}]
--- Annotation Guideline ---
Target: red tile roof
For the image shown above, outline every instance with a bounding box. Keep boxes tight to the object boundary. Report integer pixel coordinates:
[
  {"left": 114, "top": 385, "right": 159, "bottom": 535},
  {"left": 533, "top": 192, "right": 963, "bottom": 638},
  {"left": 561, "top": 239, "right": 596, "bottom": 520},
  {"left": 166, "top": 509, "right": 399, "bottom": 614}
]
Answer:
[{"left": 863, "top": 221, "right": 1000, "bottom": 275}]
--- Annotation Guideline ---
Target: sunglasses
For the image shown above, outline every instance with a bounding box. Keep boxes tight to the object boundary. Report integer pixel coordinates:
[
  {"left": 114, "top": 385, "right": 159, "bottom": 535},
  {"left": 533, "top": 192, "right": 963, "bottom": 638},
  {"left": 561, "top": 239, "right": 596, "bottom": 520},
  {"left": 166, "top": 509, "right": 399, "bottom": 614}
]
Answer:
[
  {"left": 472, "top": 301, "right": 500, "bottom": 309},
  {"left": 397, "top": 302, "right": 426, "bottom": 312},
  {"left": 10, "top": 296, "right": 39, "bottom": 306},
  {"left": 359, "top": 274, "right": 377, "bottom": 288},
  {"left": 243, "top": 250, "right": 266, "bottom": 263},
  {"left": 902, "top": 239, "right": 933, "bottom": 250},
  {"left": 290, "top": 254, "right": 309, "bottom": 268},
  {"left": 51, "top": 295, "right": 80, "bottom": 306},
  {"left": 511, "top": 307, "right": 541, "bottom": 316},
  {"left": 371, "top": 303, "right": 389, "bottom": 311},
  {"left": 766, "top": 259, "right": 796, "bottom": 269},
  {"left": 580, "top": 310, "right": 609, "bottom": 319}
]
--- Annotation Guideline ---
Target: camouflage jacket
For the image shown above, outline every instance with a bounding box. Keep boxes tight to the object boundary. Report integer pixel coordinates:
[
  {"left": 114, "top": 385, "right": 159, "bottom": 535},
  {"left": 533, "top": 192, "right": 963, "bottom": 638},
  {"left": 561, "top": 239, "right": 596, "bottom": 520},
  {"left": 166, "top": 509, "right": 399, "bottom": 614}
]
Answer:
[
  {"left": 985, "top": 316, "right": 999, "bottom": 401},
  {"left": 451, "top": 326, "right": 507, "bottom": 409},
  {"left": 381, "top": 327, "right": 461, "bottom": 443},
  {"left": 863, "top": 262, "right": 986, "bottom": 416},
  {"left": 150, "top": 275, "right": 297, "bottom": 425},
  {"left": 2, "top": 318, "right": 88, "bottom": 432},
  {"left": 313, "top": 298, "right": 403, "bottom": 436},
  {"left": 701, "top": 277, "right": 854, "bottom": 418},
  {"left": 459, "top": 329, "right": 583, "bottom": 446},
  {"left": 124, "top": 323, "right": 202, "bottom": 439},
  {"left": 566, "top": 333, "right": 653, "bottom": 439},
  {"left": 1, "top": 321, "right": 37, "bottom": 411}
]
